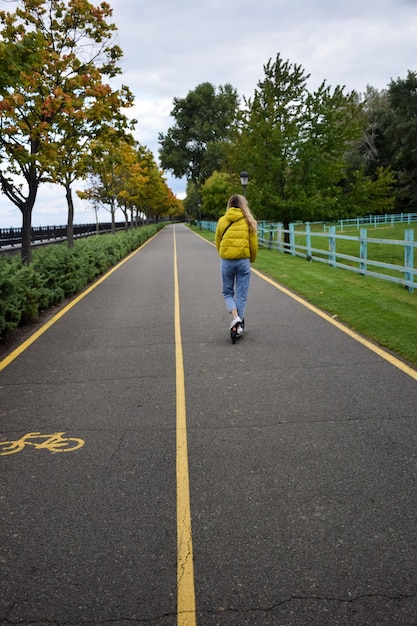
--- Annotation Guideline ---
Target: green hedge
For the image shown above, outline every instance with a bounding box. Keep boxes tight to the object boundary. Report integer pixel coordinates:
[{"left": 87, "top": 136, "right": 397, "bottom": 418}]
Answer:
[{"left": 0, "top": 224, "right": 164, "bottom": 339}]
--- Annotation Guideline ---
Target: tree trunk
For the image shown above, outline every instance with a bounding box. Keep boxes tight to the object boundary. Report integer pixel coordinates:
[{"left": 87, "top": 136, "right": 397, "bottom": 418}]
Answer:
[
  {"left": 121, "top": 207, "right": 129, "bottom": 231},
  {"left": 283, "top": 218, "right": 291, "bottom": 254},
  {"left": 20, "top": 144, "right": 40, "bottom": 264},
  {"left": 110, "top": 199, "right": 116, "bottom": 234},
  {"left": 20, "top": 171, "right": 38, "bottom": 265},
  {"left": 21, "top": 206, "right": 32, "bottom": 265},
  {"left": 66, "top": 183, "right": 75, "bottom": 248},
  {"left": 1, "top": 164, "right": 38, "bottom": 265}
]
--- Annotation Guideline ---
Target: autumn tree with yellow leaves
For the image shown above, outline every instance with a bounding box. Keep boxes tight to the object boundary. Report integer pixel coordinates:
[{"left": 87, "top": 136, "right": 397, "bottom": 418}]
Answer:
[{"left": 0, "top": 0, "right": 134, "bottom": 263}]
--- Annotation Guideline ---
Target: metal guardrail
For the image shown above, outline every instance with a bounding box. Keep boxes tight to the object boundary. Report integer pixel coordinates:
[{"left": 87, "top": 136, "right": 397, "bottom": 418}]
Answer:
[{"left": 0, "top": 222, "right": 127, "bottom": 254}]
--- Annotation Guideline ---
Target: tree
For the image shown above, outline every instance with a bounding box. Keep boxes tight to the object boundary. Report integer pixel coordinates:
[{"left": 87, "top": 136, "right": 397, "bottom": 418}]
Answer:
[
  {"left": 46, "top": 84, "right": 135, "bottom": 247},
  {"left": 200, "top": 171, "right": 235, "bottom": 219},
  {"left": 117, "top": 144, "right": 153, "bottom": 227},
  {"left": 183, "top": 180, "right": 200, "bottom": 222},
  {"left": 79, "top": 139, "right": 182, "bottom": 227},
  {"left": 78, "top": 131, "right": 139, "bottom": 230},
  {"left": 386, "top": 71, "right": 417, "bottom": 210},
  {"left": 352, "top": 86, "right": 389, "bottom": 174},
  {"left": 0, "top": 0, "right": 131, "bottom": 263},
  {"left": 349, "top": 76, "right": 417, "bottom": 213},
  {"left": 227, "top": 54, "right": 367, "bottom": 226},
  {"left": 343, "top": 166, "right": 395, "bottom": 216},
  {"left": 133, "top": 152, "right": 182, "bottom": 223},
  {"left": 158, "top": 82, "right": 239, "bottom": 189}
]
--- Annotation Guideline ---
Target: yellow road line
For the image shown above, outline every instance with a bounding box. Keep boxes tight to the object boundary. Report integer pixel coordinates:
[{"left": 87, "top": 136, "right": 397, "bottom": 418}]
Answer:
[
  {"left": 251, "top": 267, "right": 417, "bottom": 382},
  {"left": 174, "top": 227, "right": 196, "bottom": 626},
  {"left": 0, "top": 233, "right": 159, "bottom": 373}
]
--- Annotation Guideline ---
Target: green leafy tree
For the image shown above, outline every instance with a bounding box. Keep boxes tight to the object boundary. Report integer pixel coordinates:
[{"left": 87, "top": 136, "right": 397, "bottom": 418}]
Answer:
[
  {"left": 352, "top": 86, "right": 390, "bottom": 174},
  {"left": 385, "top": 71, "right": 417, "bottom": 210},
  {"left": 0, "top": 0, "right": 131, "bottom": 263},
  {"left": 342, "top": 77, "right": 417, "bottom": 216},
  {"left": 183, "top": 180, "right": 200, "bottom": 222},
  {"left": 228, "top": 54, "right": 367, "bottom": 226},
  {"left": 200, "top": 171, "right": 235, "bottom": 219},
  {"left": 158, "top": 82, "right": 239, "bottom": 189},
  {"left": 0, "top": 25, "right": 41, "bottom": 91}
]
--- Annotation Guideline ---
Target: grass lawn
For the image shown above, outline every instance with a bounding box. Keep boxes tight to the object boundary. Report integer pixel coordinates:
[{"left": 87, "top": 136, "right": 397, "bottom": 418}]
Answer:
[{"left": 192, "top": 226, "right": 417, "bottom": 368}]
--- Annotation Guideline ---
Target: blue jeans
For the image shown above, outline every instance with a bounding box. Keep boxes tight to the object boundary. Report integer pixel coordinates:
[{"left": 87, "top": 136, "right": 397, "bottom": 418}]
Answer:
[{"left": 221, "top": 257, "right": 251, "bottom": 320}]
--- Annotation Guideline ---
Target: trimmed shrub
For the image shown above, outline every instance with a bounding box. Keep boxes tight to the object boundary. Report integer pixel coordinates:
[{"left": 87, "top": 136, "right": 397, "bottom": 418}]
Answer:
[{"left": 0, "top": 224, "right": 164, "bottom": 340}]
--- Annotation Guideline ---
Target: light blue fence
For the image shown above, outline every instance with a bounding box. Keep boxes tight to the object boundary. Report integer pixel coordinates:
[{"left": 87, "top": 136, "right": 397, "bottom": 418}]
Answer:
[
  {"left": 258, "top": 223, "right": 416, "bottom": 292},
  {"left": 198, "top": 214, "right": 416, "bottom": 292},
  {"left": 199, "top": 221, "right": 217, "bottom": 232},
  {"left": 321, "top": 212, "right": 417, "bottom": 231}
]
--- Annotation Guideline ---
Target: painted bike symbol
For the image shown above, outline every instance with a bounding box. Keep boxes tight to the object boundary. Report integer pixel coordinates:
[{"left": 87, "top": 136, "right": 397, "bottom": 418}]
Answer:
[{"left": 0, "top": 432, "right": 85, "bottom": 456}]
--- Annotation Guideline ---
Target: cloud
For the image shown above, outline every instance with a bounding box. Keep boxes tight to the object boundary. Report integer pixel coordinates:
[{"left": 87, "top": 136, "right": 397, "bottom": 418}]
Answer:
[
  {"left": 130, "top": 97, "right": 173, "bottom": 145},
  {"left": 111, "top": 0, "right": 417, "bottom": 146}
]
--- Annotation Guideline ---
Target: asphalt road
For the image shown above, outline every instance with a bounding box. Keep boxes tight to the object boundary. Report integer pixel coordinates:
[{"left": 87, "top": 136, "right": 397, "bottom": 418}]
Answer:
[{"left": 1, "top": 224, "right": 416, "bottom": 626}]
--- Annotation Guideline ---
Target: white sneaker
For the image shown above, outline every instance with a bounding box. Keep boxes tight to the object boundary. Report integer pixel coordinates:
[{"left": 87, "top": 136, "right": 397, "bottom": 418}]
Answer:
[
  {"left": 230, "top": 316, "right": 242, "bottom": 330},
  {"left": 236, "top": 323, "right": 244, "bottom": 336}
]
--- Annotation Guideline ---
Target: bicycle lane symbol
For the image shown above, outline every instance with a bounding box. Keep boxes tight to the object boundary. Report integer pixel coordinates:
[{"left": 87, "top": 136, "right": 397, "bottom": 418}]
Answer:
[{"left": 0, "top": 432, "right": 85, "bottom": 456}]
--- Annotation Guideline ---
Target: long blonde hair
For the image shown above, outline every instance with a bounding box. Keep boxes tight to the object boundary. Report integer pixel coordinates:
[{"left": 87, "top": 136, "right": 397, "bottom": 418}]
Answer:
[{"left": 226, "top": 194, "right": 257, "bottom": 233}]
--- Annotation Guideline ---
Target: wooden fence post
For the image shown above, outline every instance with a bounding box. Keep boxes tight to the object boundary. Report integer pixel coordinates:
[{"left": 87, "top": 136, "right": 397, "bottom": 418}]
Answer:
[
  {"left": 360, "top": 228, "right": 367, "bottom": 275},
  {"left": 289, "top": 223, "right": 295, "bottom": 256},
  {"left": 268, "top": 224, "right": 273, "bottom": 249},
  {"left": 404, "top": 228, "right": 414, "bottom": 292},
  {"left": 329, "top": 225, "right": 336, "bottom": 267},
  {"left": 259, "top": 222, "right": 264, "bottom": 243},
  {"left": 306, "top": 222, "right": 312, "bottom": 261},
  {"left": 277, "top": 223, "right": 283, "bottom": 252}
]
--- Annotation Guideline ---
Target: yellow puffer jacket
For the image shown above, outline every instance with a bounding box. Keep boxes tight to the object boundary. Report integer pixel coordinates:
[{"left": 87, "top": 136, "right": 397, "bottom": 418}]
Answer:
[{"left": 215, "top": 207, "right": 258, "bottom": 262}]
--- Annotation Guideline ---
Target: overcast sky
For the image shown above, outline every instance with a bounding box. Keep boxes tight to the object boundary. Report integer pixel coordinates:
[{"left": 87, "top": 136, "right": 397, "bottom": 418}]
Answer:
[{"left": 1, "top": 0, "right": 416, "bottom": 228}]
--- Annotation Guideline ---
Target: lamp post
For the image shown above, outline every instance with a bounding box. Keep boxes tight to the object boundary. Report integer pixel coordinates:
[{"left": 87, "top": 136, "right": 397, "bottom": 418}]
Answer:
[{"left": 240, "top": 170, "right": 249, "bottom": 198}]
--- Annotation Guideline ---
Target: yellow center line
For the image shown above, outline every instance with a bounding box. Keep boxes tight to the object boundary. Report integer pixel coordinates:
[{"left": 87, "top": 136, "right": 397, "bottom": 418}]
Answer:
[{"left": 174, "top": 227, "right": 197, "bottom": 625}]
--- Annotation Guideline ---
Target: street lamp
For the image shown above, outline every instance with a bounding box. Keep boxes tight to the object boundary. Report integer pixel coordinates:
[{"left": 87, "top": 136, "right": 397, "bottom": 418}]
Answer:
[{"left": 240, "top": 170, "right": 249, "bottom": 197}]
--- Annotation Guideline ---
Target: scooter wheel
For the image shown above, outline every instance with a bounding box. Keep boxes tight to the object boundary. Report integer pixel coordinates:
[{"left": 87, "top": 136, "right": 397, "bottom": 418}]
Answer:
[{"left": 231, "top": 328, "right": 237, "bottom": 344}]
